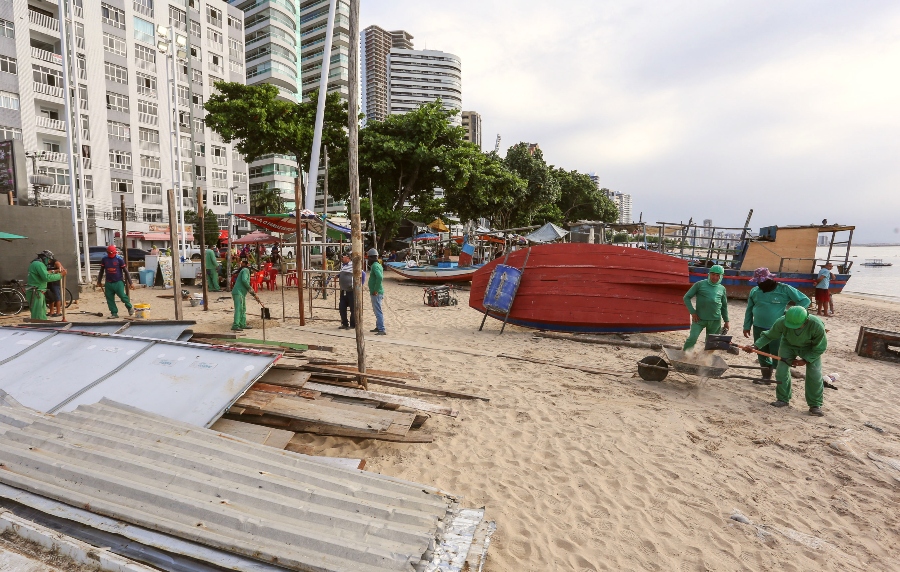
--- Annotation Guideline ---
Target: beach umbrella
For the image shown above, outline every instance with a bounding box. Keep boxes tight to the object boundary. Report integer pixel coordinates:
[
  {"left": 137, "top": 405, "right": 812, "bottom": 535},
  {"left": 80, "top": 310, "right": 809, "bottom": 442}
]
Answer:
[
  {"left": 0, "top": 232, "right": 27, "bottom": 242},
  {"left": 232, "top": 230, "right": 281, "bottom": 245}
]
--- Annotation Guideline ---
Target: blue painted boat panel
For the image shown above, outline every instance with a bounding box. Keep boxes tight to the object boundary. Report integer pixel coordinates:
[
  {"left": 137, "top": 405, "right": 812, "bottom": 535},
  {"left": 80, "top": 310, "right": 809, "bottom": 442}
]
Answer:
[{"left": 483, "top": 265, "right": 522, "bottom": 313}]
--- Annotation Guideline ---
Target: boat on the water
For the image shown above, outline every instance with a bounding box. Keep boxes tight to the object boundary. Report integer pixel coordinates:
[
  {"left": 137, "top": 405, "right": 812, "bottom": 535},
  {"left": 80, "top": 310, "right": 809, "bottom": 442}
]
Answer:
[
  {"left": 861, "top": 259, "right": 892, "bottom": 267},
  {"left": 470, "top": 243, "right": 691, "bottom": 333},
  {"left": 386, "top": 261, "right": 484, "bottom": 282}
]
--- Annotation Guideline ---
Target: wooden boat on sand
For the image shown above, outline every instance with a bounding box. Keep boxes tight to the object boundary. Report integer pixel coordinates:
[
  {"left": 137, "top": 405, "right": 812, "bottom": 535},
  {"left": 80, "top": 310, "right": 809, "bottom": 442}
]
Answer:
[
  {"left": 386, "top": 261, "right": 484, "bottom": 283},
  {"left": 470, "top": 244, "right": 691, "bottom": 333}
]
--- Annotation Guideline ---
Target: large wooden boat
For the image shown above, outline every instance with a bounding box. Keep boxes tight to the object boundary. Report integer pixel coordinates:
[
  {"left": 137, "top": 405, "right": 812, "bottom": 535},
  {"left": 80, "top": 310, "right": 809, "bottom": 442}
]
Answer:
[
  {"left": 470, "top": 243, "right": 691, "bottom": 333},
  {"left": 385, "top": 261, "right": 484, "bottom": 283}
]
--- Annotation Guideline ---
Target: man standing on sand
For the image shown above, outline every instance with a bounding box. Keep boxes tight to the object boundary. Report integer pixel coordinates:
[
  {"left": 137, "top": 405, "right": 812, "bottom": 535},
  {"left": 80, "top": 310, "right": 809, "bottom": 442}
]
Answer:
[
  {"left": 815, "top": 262, "right": 834, "bottom": 316},
  {"left": 205, "top": 246, "right": 221, "bottom": 292},
  {"left": 338, "top": 252, "right": 356, "bottom": 330},
  {"left": 682, "top": 265, "right": 729, "bottom": 351},
  {"left": 743, "top": 267, "right": 810, "bottom": 382},
  {"left": 97, "top": 245, "right": 133, "bottom": 319},
  {"left": 25, "top": 250, "right": 64, "bottom": 320},
  {"left": 231, "top": 258, "right": 255, "bottom": 331},
  {"left": 748, "top": 306, "right": 827, "bottom": 416},
  {"left": 367, "top": 248, "right": 385, "bottom": 335}
]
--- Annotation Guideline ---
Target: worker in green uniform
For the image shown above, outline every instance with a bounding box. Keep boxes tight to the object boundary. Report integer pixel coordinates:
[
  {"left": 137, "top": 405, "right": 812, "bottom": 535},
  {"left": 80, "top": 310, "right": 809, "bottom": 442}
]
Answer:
[
  {"left": 749, "top": 306, "right": 827, "bottom": 416},
  {"left": 205, "top": 247, "right": 221, "bottom": 292},
  {"left": 742, "top": 267, "right": 810, "bottom": 381},
  {"left": 26, "top": 250, "right": 64, "bottom": 320},
  {"left": 682, "top": 265, "right": 729, "bottom": 351},
  {"left": 231, "top": 258, "right": 260, "bottom": 331}
]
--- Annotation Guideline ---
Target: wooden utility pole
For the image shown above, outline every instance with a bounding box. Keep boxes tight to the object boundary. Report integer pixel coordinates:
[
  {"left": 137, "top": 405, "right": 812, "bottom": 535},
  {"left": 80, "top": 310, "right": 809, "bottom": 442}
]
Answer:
[
  {"left": 167, "top": 188, "right": 183, "bottom": 319},
  {"left": 197, "top": 187, "right": 209, "bottom": 311},
  {"left": 347, "top": 0, "right": 366, "bottom": 388},
  {"left": 294, "top": 176, "right": 305, "bottom": 325},
  {"left": 368, "top": 177, "right": 376, "bottom": 250},
  {"left": 120, "top": 195, "right": 129, "bottom": 294}
]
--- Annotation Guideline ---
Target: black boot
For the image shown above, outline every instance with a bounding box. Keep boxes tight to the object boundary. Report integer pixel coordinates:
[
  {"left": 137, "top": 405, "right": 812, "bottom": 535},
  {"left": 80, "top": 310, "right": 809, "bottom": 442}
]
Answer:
[{"left": 761, "top": 367, "right": 772, "bottom": 380}]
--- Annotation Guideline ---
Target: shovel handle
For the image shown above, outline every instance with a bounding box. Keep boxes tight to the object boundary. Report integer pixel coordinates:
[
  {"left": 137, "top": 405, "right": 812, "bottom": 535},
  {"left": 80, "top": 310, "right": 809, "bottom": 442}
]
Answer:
[{"left": 736, "top": 344, "right": 794, "bottom": 367}]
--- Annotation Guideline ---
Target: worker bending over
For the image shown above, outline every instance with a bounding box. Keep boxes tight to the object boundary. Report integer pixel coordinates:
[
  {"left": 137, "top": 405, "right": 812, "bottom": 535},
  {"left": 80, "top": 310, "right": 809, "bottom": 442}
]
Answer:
[
  {"left": 682, "top": 265, "right": 729, "bottom": 351},
  {"left": 26, "top": 250, "right": 64, "bottom": 320}
]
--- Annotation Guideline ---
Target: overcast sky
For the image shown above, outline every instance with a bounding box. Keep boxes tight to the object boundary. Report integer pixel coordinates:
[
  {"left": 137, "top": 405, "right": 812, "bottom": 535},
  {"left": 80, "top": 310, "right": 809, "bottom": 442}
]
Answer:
[{"left": 363, "top": 0, "right": 900, "bottom": 243}]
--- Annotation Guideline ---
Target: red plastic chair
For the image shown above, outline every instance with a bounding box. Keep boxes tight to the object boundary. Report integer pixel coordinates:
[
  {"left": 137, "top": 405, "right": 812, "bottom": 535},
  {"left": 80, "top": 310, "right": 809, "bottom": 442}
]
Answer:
[
  {"left": 285, "top": 271, "right": 298, "bottom": 287},
  {"left": 250, "top": 271, "right": 265, "bottom": 293},
  {"left": 265, "top": 268, "right": 278, "bottom": 290}
]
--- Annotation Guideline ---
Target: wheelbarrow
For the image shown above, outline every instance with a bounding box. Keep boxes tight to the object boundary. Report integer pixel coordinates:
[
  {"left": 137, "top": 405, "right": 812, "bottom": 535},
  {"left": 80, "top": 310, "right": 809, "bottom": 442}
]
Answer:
[{"left": 637, "top": 347, "right": 779, "bottom": 383}]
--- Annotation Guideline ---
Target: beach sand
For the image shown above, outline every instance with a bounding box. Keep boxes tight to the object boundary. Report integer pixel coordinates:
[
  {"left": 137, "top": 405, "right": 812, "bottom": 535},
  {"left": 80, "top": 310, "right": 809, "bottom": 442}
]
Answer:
[{"left": 27, "top": 278, "right": 900, "bottom": 571}]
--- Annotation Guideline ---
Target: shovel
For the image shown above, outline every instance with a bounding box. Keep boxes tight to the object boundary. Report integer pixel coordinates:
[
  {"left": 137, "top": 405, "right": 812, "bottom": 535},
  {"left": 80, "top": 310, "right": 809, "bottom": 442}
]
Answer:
[
  {"left": 251, "top": 292, "right": 269, "bottom": 341},
  {"left": 706, "top": 334, "right": 837, "bottom": 390}
]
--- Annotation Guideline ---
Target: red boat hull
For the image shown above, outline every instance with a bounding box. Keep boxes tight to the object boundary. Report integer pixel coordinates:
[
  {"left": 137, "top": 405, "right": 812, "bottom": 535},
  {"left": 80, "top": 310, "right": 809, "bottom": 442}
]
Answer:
[{"left": 470, "top": 244, "right": 691, "bottom": 333}]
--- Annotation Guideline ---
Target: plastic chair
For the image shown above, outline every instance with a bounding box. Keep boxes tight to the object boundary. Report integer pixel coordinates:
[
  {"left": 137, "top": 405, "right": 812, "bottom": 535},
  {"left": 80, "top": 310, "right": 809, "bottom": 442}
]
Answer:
[
  {"left": 285, "top": 271, "right": 298, "bottom": 287},
  {"left": 250, "top": 271, "right": 265, "bottom": 293},
  {"left": 264, "top": 267, "right": 278, "bottom": 291}
]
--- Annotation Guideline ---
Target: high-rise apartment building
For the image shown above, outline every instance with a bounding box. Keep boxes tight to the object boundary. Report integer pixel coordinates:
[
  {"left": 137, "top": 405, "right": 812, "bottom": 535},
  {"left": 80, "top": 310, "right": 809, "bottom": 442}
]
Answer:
[
  {"left": 388, "top": 49, "right": 461, "bottom": 126},
  {"left": 461, "top": 111, "right": 481, "bottom": 148},
  {"left": 361, "top": 25, "right": 413, "bottom": 124},
  {"left": 610, "top": 191, "right": 633, "bottom": 224},
  {"left": 298, "top": 0, "right": 350, "bottom": 102},
  {"left": 2, "top": 0, "right": 249, "bottom": 247}
]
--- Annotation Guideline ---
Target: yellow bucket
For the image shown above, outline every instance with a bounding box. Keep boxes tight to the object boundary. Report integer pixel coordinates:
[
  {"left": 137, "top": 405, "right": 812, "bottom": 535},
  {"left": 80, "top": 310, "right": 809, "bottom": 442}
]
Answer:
[{"left": 133, "top": 303, "right": 150, "bottom": 319}]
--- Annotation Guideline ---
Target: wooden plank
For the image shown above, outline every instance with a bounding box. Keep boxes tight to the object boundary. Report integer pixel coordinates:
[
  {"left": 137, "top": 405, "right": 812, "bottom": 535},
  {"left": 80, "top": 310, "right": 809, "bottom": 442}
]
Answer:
[
  {"left": 234, "top": 391, "right": 397, "bottom": 432},
  {"left": 190, "top": 332, "right": 238, "bottom": 340},
  {"left": 202, "top": 339, "right": 309, "bottom": 351},
  {"left": 286, "top": 421, "right": 434, "bottom": 443},
  {"left": 252, "top": 382, "right": 320, "bottom": 400},
  {"left": 324, "top": 365, "right": 421, "bottom": 380},
  {"left": 210, "top": 419, "right": 295, "bottom": 449},
  {"left": 304, "top": 382, "right": 459, "bottom": 417},
  {"left": 364, "top": 378, "right": 490, "bottom": 401},
  {"left": 497, "top": 353, "right": 631, "bottom": 377},
  {"left": 302, "top": 365, "right": 412, "bottom": 384},
  {"left": 259, "top": 369, "right": 312, "bottom": 388}
]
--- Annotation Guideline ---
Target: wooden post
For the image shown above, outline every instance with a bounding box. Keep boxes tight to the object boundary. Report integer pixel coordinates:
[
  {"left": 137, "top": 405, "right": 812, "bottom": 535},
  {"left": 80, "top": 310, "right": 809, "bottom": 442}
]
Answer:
[
  {"left": 197, "top": 186, "right": 209, "bottom": 311},
  {"left": 347, "top": 0, "right": 366, "bottom": 389},
  {"left": 60, "top": 273, "right": 66, "bottom": 322},
  {"left": 120, "top": 195, "right": 129, "bottom": 295},
  {"left": 368, "top": 177, "right": 376, "bottom": 250},
  {"left": 6, "top": 191, "right": 12, "bottom": 205},
  {"left": 167, "top": 189, "right": 183, "bottom": 319},
  {"left": 294, "top": 176, "right": 305, "bottom": 325}
]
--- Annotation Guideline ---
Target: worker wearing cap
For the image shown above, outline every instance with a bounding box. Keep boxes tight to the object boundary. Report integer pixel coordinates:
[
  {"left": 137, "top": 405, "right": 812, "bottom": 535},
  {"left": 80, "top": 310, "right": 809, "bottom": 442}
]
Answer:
[
  {"left": 367, "top": 248, "right": 385, "bottom": 335},
  {"left": 682, "top": 265, "right": 729, "bottom": 351},
  {"left": 205, "top": 246, "right": 221, "bottom": 292},
  {"left": 742, "top": 267, "right": 811, "bottom": 381},
  {"left": 25, "top": 250, "right": 64, "bottom": 320},
  {"left": 750, "top": 306, "right": 827, "bottom": 416},
  {"left": 97, "top": 245, "right": 133, "bottom": 318},
  {"left": 231, "top": 258, "right": 252, "bottom": 331}
]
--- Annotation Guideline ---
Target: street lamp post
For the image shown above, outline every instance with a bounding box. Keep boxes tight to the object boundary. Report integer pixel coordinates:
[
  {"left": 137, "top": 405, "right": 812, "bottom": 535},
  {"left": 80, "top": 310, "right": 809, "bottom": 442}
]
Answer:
[
  {"left": 226, "top": 185, "right": 238, "bottom": 291},
  {"left": 157, "top": 26, "right": 189, "bottom": 257}
]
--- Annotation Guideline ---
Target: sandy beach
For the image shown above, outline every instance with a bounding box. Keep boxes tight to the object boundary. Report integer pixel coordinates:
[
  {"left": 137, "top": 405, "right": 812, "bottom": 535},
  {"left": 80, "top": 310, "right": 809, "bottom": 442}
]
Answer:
[{"left": 18, "top": 277, "right": 900, "bottom": 571}]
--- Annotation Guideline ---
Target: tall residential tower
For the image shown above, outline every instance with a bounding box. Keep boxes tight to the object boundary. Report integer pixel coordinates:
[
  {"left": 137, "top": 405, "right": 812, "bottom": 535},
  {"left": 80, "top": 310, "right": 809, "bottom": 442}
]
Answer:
[{"left": 388, "top": 49, "right": 461, "bottom": 125}]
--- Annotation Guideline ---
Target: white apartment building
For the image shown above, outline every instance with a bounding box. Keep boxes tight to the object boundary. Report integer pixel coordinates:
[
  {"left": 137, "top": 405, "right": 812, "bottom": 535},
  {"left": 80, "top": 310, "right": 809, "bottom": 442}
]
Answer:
[
  {"left": 388, "top": 49, "right": 461, "bottom": 126},
  {"left": 0, "top": 0, "right": 250, "bottom": 248},
  {"left": 461, "top": 110, "right": 481, "bottom": 148},
  {"left": 609, "top": 191, "right": 633, "bottom": 224}
]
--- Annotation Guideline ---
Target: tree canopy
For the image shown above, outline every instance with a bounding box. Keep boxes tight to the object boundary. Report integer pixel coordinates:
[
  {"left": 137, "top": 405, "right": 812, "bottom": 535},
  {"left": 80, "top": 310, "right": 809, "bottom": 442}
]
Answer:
[
  {"left": 249, "top": 183, "right": 285, "bottom": 215},
  {"left": 185, "top": 208, "right": 220, "bottom": 247}
]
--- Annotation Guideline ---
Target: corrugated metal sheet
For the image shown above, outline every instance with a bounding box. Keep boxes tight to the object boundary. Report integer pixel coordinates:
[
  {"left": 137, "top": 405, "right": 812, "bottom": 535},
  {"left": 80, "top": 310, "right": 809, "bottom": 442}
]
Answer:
[
  {"left": 0, "top": 326, "right": 277, "bottom": 427},
  {"left": 18, "top": 321, "right": 196, "bottom": 340},
  {"left": 0, "top": 400, "right": 478, "bottom": 572}
]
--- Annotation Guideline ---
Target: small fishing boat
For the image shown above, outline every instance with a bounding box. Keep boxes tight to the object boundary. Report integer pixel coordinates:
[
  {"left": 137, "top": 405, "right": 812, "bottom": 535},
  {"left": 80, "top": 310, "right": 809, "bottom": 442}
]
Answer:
[
  {"left": 861, "top": 259, "right": 892, "bottom": 267},
  {"left": 470, "top": 243, "right": 691, "bottom": 333},
  {"left": 385, "top": 261, "right": 484, "bottom": 283}
]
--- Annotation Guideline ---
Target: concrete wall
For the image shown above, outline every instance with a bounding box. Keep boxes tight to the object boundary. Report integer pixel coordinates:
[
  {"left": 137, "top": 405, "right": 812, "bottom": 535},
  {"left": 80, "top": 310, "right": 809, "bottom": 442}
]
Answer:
[{"left": 0, "top": 204, "right": 79, "bottom": 298}]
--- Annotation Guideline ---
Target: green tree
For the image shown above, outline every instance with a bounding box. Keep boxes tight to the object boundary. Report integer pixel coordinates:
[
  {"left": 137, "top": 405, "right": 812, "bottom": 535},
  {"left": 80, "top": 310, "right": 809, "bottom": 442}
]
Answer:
[
  {"left": 249, "top": 183, "right": 285, "bottom": 215},
  {"left": 442, "top": 149, "right": 526, "bottom": 230},
  {"left": 185, "top": 208, "right": 221, "bottom": 247},
  {"left": 553, "top": 169, "right": 618, "bottom": 223},
  {"left": 502, "top": 143, "right": 561, "bottom": 227}
]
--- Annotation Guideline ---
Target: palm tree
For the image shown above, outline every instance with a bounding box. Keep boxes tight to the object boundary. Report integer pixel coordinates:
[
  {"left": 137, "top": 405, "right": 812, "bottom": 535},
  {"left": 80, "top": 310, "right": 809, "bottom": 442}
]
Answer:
[{"left": 250, "top": 183, "right": 285, "bottom": 215}]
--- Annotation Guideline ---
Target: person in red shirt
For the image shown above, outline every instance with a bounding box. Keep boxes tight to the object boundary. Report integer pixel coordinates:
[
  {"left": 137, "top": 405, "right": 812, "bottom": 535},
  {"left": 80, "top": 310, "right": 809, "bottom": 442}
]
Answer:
[{"left": 96, "top": 245, "right": 134, "bottom": 318}]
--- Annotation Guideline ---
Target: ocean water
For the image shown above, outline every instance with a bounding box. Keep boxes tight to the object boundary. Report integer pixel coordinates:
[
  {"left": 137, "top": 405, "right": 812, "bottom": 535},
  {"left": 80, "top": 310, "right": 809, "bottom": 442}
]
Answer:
[{"left": 816, "top": 245, "right": 900, "bottom": 301}]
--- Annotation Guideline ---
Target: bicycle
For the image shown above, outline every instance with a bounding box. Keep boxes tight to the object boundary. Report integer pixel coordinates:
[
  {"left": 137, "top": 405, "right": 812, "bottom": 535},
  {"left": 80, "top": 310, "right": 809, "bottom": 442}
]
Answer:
[
  {"left": 0, "top": 279, "right": 73, "bottom": 316},
  {"left": 309, "top": 273, "right": 337, "bottom": 300}
]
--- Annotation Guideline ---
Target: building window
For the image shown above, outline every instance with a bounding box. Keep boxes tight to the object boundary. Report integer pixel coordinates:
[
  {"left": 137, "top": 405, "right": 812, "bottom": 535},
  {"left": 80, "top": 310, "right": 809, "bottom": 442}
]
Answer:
[
  {"left": 0, "top": 18, "right": 15, "bottom": 39},
  {"left": 103, "top": 32, "right": 126, "bottom": 57},
  {"left": 39, "top": 166, "right": 68, "bottom": 186},
  {"left": 107, "top": 120, "right": 131, "bottom": 141},
  {"left": 193, "top": 117, "right": 204, "bottom": 134},
  {"left": 191, "top": 93, "right": 203, "bottom": 109},
  {"left": 109, "top": 150, "right": 132, "bottom": 171},
  {"left": 101, "top": 3, "right": 126, "bottom": 29},
  {"left": 143, "top": 209, "right": 163, "bottom": 222},
  {"left": 0, "top": 55, "right": 17, "bottom": 75},
  {"left": 0, "top": 125, "right": 22, "bottom": 141},
  {"left": 213, "top": 193, "right": 228, "bottom": 206},
  {"left": 0, "top": 91, "right": 18, "bottom": 110},
  {"left": 207, "top": 6, "right": 222, "bottom": 28},
  {"left": 211, "top": 145, "right": 227, "bottom": 165},
  {"left": 110, "top": 178, "right": 133, "bottom": 193},
  {"left": 104, "top": 62, "right": 128, "bottom": 84},
  {"left": 208, "top": 29, "right": 223, "bottom": 50},
  {"left": 192, "top": 68, "right": 203, "bottom": 85},
  {"left": 249, "top": 163, "right": 297, "bottom": 178},
  {"left": 134, "top": 43, "right": 156, "bottom": 71},
  {"left": 138, "top": 127, "right": 160, "bottom": 152},
  {"left": 137, "top": 100, "right": 158, "bottom": 124},
  {"left": 228, "top": 15, "right": 242, "bottom": 30},
  {"left": 168, "top": 6, "right": 187, "bottom": 31},
  {"left": 233, "top": 172, "right": 247, "bottom": 184},
  {"left": 195, "top": 142, "right": 205, "bottom": 157},
  {"left": 190, "top": 20, "right": 201, "bottom": 39},
  {"left": 78, "top": 85, "right": 88, "bottom": 110},
  {"left": 133, "top": 17, "right": 155, "bottom": 45},
  {"left": 136, "top": 73, "right": 156, "bottom": 96},
  {"left": 190, "top": 45, "right": 201, "bottom": 62},
  {"left": 80, "top": 115, "right": 90, "bottom": 140},
  {"left": 140, "top": 154, "right": 160, "bottom": 178},
  {"left": 133, "top": 0, "right": 153, "bottom": 18},
  {"left": 112, "top": 206, "right": 136, "bottom": 221},
  {"left": 105, "top": 92, "right": 129, "bottom": 113},
  {"left": 141, "top": 182, "right": 162, "bottom": 205},
  {"left": 195, "top": 165, "right": 206, "bottom": 179},
  {"left": 33, "top": 65, "right": 62, "bottom": 87},
  {"left": 209, "top": 75, "right": 223, "bottom": 92},
  {"left": 211, "top": 168, "right": 227, "bottom": 188}
]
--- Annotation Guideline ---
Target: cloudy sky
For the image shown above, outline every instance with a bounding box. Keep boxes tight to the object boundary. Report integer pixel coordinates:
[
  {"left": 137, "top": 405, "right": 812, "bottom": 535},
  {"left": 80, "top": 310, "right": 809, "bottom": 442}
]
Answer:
[{"left": 363, "top": 0, "right": 900, "bottom": 243}]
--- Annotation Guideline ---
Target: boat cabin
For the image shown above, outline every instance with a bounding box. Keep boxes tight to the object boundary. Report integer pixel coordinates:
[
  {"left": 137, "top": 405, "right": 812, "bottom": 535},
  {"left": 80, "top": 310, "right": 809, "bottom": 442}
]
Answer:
[{"left": 744, "top": 224, "right": 855, "bottom": 274}]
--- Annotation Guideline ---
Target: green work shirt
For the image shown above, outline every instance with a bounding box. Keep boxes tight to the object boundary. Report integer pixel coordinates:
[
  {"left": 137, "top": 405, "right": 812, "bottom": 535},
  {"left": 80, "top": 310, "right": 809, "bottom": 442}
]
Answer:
[
  {"left": 683, "top": 279, "right": 728, "bottom": 321},
  {"left": 743, "top": 283, "right": 811, "bottom": 330},
  {"left": 368, "top": 261, "right": 384, "bottom": 295},
  {"left": 233, "top": 267, "right": 251, "bottom": 296},
  {"left": 205, "top": 248, "right": 219, "bottom": 269},
  {"left": 26, "top": 259, "right": 61, "bottom": 291},
  {"left": 755, "top": 315, "right": 827, "bottom": 362}
]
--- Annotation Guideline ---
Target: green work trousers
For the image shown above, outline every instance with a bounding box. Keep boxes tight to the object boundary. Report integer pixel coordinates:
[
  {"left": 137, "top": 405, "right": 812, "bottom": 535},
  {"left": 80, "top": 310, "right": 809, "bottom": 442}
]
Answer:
[
  {"left": 26, "top": 289, "right": 47, "bottom": 320},
  {"left": 104, "top": 281, "right": 132, "bottom": 317},
  {"left": 753, "top": 325, "right": 780, "bottom": 369},
  {"left": 774, "top": 345, "right": 824, "bottom": 407},
  {"left": 683, "top": 319, "right": 722, "bottom": 351},
  {"left": 207, "top": 269, "right": 221, "bottom": 292},
  {"left": 232, "top": 291, "right": 247, "bottom": 330}
]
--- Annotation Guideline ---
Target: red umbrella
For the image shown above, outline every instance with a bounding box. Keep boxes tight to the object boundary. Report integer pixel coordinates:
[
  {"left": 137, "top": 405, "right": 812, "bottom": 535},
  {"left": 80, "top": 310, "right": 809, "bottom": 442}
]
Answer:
[{"left": 232, "top": 230, "right": 281, "bottom": 245}]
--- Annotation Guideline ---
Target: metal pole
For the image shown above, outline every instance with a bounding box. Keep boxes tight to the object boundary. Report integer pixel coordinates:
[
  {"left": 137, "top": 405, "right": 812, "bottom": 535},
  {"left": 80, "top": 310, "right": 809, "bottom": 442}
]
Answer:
[
  {"left": 182, "top": 2, "right": 199, "bottom": 255},
  {"left": 120, "top": 195, "right": 129, "bottom": 295},
  {"left": 197, "top": 187, "right": 208, "bottom": 311},
  {"left": 56, "top": 0, "right": 84, "bottom": 285},
  {"left": 347, "top": 0, "right": 366, "bottom": 388},
  {"left": 227, "top": 186, "right": 235, "bottom": 291},
  {"left": 294, "top": 176, "right": 305, "bottom": 325},
  {"left": 305, "top": 0, "right": 338, "bottom": 210},
  {"left": 321, "top": 150, "right": 328, "bottom": 299},
  {"left": 164, "top": 29, "right": 188, "bottom": 258},
  {"left": 166, "top": 189, "right": 183, "bottom": 319},
  {"left": 368, "top": 177, "right": 376, "bottom": 249}
]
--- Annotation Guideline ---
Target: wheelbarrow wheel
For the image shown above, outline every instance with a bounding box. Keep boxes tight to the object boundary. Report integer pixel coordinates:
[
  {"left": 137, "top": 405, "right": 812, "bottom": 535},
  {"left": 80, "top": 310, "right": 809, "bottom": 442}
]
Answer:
[{"left": 638, "top": 356, "right": 669, "bottom": 381}]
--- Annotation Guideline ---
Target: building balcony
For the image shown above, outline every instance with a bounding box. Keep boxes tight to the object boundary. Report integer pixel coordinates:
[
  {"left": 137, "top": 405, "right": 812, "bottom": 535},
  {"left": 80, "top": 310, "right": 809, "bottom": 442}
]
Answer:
[
  {"left": 48, "top": 184, "right": 70, "bottom": 195},
  {"left": 138, "top": 112, "right": 158, "bottom": 126},
  {"left": 133, "top": 1, "right": 153, "bottom": 18},
  {"left": 208, "top": 61, "right": 223, "bottom": 74},
  {"left": 139, "top": 140, "right": 160, "bottom": 153},
  {"left": 33, "top": 82, "right": 64, "bottom": 101},
  {"left": 36, "top": 116, "right": 66, "bottom": 132},
  {"left": 29, "top": 10, "right": 59, "bottom": 32},
  {"left": 140, "top": 167, "right": 161, "bottom": 179},
  {"left": 135, "top": 59, "right": 156, "bottom": 73},
  {"left": 31, "top": 47, "right": 63, "bottom": 66}
]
